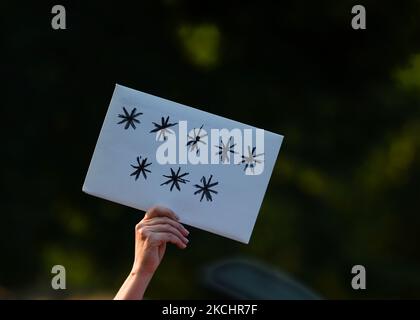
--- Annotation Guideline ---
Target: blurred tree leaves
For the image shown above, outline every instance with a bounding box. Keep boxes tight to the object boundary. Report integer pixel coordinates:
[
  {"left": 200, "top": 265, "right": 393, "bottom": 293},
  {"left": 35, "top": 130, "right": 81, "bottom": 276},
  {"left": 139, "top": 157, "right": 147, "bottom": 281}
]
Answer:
[{"left": 396, "top": 54, "right": 420, "bottom": 92}]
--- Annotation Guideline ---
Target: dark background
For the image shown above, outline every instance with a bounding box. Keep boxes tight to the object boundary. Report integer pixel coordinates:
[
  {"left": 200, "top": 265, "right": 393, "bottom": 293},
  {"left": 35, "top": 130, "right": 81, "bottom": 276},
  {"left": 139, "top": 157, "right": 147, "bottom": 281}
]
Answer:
[{"left": 1, "top": 0, "right": 420, "bottom": 298}]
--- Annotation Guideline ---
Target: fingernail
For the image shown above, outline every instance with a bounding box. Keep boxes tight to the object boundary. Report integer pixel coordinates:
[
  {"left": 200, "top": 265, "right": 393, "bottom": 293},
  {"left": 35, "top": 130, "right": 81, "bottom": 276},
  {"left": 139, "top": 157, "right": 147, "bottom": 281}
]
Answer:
[
  {"left": 175, "top": 214, "right": 180, "bottom": 220},
  {"left": 184, "top": 228, "right": 190, "bottom": 235}
]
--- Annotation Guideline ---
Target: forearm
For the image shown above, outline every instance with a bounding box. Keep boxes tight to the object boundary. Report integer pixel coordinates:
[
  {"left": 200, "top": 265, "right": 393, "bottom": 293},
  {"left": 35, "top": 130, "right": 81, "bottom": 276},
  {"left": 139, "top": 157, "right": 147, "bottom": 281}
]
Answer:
[{"left": 114, "top": 269, "right": 154, "bottom": 300}]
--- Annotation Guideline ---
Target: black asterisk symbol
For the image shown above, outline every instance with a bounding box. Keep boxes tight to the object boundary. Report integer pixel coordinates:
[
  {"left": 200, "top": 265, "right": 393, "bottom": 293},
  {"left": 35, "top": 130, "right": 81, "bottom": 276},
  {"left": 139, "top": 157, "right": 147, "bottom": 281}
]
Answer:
[
  {"left": 161, "top": 167, "right": 190, "bottom": 191},
  {"left": 150, "top": 116, "right": 177, "bottom": 140},
  {"left": 130, "top": 156, "right": 152, "bottom": 180},
  {"left": 216, "top": 136, "right": 237, "bottom": 163},
  {"left": 194, "top": 175, "right": 219, "bottom": 202},
  {"left": 241, "top": 145, "right": 264, "bottom": 174},
  {"left": 117, "top": 107, "right": 143, "bottom": 130}
]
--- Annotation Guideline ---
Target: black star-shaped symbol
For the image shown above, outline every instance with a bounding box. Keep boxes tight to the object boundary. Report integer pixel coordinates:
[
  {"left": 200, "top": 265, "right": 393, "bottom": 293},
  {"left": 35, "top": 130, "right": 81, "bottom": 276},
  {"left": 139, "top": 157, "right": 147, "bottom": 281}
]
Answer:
[
  {"left": 150, "top": 116, "right": 177, "bottom": 140},
  {"left": 241, "top": 146, "right": 264, "bottom": 174},
  {"left": 216, "top": 136, "right": 237, "bottom": 163},
  {"left": 117, "top": 107, "right": 143, "bottom": 130},
  {"left": 130, "top": 156, "right": 152, "bottom": 180},
  {"left": 194, "top": 175, "right": 219, "bottom": 202},
  {"left": 161, "top": 167, "right": 190, "bottom": 191}
]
